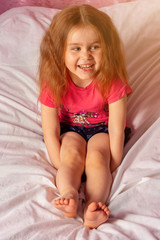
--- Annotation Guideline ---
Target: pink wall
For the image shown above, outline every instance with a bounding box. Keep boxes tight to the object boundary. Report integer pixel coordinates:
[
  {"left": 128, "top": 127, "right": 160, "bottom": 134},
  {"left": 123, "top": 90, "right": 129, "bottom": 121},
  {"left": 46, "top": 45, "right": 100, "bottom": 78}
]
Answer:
[{"left": 0, "top": 0, "right": 136, "bottom": 15}]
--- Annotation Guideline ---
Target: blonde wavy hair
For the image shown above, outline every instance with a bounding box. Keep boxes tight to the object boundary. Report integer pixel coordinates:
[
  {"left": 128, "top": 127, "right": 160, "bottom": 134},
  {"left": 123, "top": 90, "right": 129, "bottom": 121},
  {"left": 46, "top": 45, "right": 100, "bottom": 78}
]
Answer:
[{"left": 39, "top": 4, "right": 128, "bottom": 107}]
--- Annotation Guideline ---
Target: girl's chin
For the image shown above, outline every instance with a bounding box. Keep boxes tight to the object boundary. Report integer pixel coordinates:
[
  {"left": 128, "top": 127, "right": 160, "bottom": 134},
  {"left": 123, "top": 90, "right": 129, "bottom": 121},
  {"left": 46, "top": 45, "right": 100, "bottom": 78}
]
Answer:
[
  {"left": 68, "top": 68, "right": 98, "bottom": 82},
  {"left": 76, "top": 70, "right": 96, "bottom": 79}
]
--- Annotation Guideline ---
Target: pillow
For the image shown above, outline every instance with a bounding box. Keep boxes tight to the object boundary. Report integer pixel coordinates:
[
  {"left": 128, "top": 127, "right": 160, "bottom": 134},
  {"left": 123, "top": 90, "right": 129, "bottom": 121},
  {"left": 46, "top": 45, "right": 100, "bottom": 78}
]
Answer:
[{"left": 0, "top": 0, "right": 137, "bottom": 14}]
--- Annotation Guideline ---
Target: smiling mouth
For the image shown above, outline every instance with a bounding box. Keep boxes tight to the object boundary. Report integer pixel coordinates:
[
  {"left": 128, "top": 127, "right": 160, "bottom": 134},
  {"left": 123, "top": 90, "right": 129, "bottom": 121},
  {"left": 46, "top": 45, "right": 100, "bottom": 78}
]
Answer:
[{"left": 78, "top": 64, "right": 94, "bottom": 71}]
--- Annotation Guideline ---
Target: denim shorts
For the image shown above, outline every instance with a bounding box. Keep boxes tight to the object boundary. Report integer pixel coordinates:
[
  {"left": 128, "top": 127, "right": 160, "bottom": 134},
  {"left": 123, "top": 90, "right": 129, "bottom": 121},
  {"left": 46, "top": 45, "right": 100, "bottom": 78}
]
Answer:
[{"left": 60, "top": 123, "right": 131, "bottom": 143}]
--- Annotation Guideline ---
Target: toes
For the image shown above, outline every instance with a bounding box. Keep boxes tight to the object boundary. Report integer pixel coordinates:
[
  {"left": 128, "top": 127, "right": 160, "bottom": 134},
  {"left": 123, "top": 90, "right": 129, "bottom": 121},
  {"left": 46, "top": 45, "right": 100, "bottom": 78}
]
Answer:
[
  {"left": 102, "top": 205, "right": 106, "bottom": 210},
  {"left": 60, "top": 198, "right": 65, "bottom": 205},
  {"left": 99, "top": 203, "right": 105, "bottom": 210},
  {"left": 88, "top": 202, "right": 110, "bottom": 216},
  {"left": 54, "top": 198, "right": 69, "bottom": 206},
  {"left": 54, "top": 198, "right": 76, "bottom": 207},
  {"left": 104, "top": 207, "right": 110, "bottom": 216},
  {"left": 64, "top": 199, "right": 69, "bottom": 205},
  {"left": 97, "top": 202, "right": 103, "bottom": 209},
  {"left": 104, "top": 206, "right": 110, "bottom": 214},
  {"left": 54, "top": 199, "right": 59, "bottom": 205},
  {"left": 97, "top": 202, "right": 110, "bottom": 215}
]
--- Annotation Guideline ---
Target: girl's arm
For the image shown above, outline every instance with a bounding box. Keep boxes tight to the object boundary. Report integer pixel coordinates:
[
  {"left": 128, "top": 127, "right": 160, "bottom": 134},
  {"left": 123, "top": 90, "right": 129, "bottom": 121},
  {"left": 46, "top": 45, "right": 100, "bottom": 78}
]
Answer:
[
  {"left": 108, "top": 95, "right": 127, "bottom": 173},
  {"left": 41, "top": 104, "right": 61, "bottom": 169}
]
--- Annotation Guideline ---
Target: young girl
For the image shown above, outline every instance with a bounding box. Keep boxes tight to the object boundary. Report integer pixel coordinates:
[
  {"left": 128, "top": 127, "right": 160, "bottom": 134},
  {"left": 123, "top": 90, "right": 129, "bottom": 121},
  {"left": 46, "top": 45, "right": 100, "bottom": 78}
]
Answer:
[{"left": 39, "top": 5, "right": 132, "bottom": 229}]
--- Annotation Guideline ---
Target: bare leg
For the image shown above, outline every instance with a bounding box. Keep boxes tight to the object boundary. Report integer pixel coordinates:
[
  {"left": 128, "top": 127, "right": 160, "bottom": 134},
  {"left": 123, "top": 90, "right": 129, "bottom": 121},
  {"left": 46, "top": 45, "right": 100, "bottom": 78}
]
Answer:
[
  {"left": 84, "top": 133, "right": 112, "bottom": 228},
  {"left": 54, "top": 132, "right": 86, "bottom": 218}
]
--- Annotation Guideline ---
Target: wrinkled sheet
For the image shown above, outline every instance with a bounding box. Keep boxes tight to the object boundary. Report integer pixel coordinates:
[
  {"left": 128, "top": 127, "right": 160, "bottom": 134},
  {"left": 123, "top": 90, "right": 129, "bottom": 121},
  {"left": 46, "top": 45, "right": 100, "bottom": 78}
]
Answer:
[{"left": 0, "top": 0, "right": 160, "bottom": 239}]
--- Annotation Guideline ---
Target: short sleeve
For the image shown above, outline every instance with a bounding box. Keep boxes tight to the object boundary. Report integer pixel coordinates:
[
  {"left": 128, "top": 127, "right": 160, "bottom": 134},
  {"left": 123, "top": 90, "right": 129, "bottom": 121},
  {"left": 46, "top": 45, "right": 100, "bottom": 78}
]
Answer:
[
  {"left": 107, "top": 78, "right": 132, "bottom": 104},
  {"left": 39, "top": 87, "right": 56, "bottom": 108}
]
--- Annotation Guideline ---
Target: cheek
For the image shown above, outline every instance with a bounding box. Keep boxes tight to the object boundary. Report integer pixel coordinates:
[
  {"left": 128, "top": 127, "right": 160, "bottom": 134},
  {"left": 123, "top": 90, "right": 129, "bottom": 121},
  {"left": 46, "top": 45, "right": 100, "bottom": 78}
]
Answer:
[
  {"left": 66, "top": 54, "right": 77, "bottom": 67},
  {"left": 65, "top": 57, "right": 75, "bottom": 71},
  {"left": 64, "top": 53, "right": 71, "bottom": 68},
  {"left": 98, "top": 52, "right": 103, "bottom": 64},
  {"left": 95, "top": 55, "right": 102, "bottom": 67}
]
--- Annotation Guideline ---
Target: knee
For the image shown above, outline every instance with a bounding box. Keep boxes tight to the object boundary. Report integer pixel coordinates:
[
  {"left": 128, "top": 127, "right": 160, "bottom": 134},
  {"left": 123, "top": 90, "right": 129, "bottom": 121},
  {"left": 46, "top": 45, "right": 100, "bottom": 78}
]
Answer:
[
  {"left": 86, "top": 151, "right": 110, "bottom": 170},
  {"left": 64, "top": 146, "right": 84, "bottom": 160},
  {"left": 61, "top": 146, "right": 85, "bottom": 170}
]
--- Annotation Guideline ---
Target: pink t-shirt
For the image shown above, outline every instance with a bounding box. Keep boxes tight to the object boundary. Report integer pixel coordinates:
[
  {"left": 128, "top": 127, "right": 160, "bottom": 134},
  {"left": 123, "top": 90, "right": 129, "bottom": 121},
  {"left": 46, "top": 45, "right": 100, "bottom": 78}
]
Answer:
[{"left": 40, "top": 76, "right": 132, "bottom": 127}]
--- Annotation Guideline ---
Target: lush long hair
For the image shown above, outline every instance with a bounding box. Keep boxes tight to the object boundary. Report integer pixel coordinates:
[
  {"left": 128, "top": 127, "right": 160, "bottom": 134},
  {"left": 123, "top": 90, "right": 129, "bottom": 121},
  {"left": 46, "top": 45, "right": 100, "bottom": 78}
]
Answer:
[{"left": 39, "top": 4, "right": 128, "bottom": 107}]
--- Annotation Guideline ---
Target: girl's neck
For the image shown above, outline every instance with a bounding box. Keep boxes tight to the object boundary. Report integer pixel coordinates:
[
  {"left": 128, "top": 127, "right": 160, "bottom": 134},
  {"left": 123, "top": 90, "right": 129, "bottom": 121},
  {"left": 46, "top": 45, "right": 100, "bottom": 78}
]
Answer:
[{"left": 68, "top": 72, "right": 93, "bottom": 89}]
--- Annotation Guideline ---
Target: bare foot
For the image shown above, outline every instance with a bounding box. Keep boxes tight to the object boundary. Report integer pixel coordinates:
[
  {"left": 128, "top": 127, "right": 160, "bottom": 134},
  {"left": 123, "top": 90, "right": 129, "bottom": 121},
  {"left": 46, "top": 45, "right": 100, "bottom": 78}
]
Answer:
[
  {"left": 84, "top": 202, "right": 110, "bottom": 229},
  {"left": 54, "top": 198, "right": 78, "bottom": 218}
]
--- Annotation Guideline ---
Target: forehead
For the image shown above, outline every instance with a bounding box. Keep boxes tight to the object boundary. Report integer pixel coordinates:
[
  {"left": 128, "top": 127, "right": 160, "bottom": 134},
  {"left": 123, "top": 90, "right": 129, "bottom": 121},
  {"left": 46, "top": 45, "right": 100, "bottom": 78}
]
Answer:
[{"left": 66, "top": 25, "right": 101, "bottom": 44}]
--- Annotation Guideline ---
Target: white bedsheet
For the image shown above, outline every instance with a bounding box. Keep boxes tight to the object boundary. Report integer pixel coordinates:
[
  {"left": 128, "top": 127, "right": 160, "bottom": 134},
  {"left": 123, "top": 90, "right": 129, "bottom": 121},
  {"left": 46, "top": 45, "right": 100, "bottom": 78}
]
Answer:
[{"left": 0, "top": 0, "right": 160, "bottom": 239}]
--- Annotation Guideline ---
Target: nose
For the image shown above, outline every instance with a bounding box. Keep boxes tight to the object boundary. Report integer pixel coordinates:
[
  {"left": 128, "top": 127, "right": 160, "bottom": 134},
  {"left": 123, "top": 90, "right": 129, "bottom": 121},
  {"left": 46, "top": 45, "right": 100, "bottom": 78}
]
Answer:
[{"left": 81, "top": 49, "right": 92, "bottom": 60}]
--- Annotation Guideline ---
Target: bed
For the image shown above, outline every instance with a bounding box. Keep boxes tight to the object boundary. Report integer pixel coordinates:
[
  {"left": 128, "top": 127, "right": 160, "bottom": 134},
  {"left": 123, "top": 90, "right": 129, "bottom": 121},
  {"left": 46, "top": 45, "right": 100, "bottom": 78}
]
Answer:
[{"left": 0, "top": 0, "right": 160, "bottom": 239}]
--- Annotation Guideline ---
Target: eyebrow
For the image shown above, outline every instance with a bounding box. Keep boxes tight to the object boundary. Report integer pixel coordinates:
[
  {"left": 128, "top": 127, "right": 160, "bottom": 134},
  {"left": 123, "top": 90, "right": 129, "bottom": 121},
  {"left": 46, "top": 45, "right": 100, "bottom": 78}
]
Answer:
[{"left": 68, "top": 41, "right": 100, "bottom": 46}]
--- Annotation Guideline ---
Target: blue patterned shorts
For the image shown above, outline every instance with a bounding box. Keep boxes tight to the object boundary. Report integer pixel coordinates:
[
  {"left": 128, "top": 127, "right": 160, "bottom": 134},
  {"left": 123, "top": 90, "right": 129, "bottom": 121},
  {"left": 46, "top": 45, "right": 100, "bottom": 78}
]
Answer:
[
  {"left": 60, "top": 123, "right": 131, "bottom": 143},
  {"left": 60, "top": 123, "right": 108, "bottom": 142}
]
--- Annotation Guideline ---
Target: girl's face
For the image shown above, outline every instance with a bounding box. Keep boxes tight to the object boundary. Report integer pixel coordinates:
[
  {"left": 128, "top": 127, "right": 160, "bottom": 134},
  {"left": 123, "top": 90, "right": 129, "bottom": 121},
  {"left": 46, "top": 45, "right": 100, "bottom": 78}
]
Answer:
[{"left": 64, "top": 25, "right": 102, "bottom": 88}]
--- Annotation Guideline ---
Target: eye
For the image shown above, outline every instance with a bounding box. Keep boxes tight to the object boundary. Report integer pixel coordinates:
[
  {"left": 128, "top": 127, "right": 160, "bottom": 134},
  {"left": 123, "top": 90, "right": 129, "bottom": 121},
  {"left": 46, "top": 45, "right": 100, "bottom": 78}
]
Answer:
[
  {"left": 90, "top": 45, "right": 100, "bottom": 51},
  {"left": 71, "top": 47, "right": 81, "bottom": 51}
]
